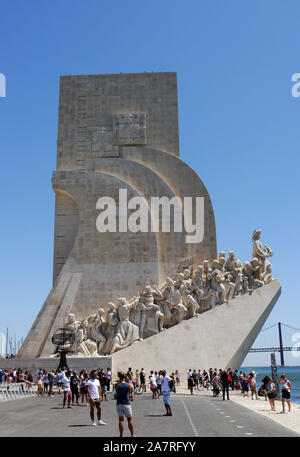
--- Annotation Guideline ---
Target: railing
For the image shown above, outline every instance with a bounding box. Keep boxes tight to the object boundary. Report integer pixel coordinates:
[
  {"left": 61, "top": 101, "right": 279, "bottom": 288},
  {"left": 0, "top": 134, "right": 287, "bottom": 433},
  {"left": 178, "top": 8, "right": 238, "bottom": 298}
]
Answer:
[
  {"left": 249, "top": 346, "right": 300, "bottom": 353},
  {"left": 0, "top": 382, "right": 36, "bottom": 402}
]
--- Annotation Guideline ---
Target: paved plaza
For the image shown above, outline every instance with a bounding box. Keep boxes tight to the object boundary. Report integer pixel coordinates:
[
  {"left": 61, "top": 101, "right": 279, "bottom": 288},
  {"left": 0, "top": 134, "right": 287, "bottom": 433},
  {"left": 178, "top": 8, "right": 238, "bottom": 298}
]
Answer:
[{"left": 1, "top": 390, "right": 298, "bottom": 438}]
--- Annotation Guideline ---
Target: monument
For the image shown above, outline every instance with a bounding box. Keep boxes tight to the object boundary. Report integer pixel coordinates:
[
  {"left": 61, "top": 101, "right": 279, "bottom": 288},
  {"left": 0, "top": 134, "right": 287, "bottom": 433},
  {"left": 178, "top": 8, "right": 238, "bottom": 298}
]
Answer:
[{"left": 13, "top": 72, "right": 280, "bottom": 373}]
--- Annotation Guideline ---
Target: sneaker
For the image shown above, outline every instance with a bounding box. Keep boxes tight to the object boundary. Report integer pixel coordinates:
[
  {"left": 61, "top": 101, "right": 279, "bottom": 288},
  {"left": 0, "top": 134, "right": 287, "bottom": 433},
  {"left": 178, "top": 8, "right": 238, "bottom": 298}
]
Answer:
[
  {"left": 98, "top": 420, "right": 106, "bottom": 425},
  {"left": 92, "top": 421, "right": 96, "bottom": 426}
]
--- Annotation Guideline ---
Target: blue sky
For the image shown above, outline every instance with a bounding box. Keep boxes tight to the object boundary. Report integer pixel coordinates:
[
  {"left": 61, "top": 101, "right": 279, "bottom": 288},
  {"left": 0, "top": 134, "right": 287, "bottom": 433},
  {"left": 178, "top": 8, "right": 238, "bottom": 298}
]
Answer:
[{"left": 0, "top": 0, "right": 299, "bottom": 365}]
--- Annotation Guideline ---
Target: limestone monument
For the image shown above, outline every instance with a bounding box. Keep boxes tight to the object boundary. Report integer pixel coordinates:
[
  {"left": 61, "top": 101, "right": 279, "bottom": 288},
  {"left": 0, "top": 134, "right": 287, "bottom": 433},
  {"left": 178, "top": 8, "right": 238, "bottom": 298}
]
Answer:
[{"left": 15, "top": 72, "right": 281, "bottom": 373}]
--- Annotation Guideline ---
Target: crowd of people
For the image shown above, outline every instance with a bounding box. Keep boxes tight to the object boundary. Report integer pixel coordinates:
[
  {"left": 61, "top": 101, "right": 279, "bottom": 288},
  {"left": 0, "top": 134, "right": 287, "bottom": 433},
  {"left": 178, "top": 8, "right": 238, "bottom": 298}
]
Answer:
[
  {"left": 0, "top": 365, "right": 293, "bottom": 436},
  {"left": 185, "top": 368, "right": 292, "bottom": 413}
]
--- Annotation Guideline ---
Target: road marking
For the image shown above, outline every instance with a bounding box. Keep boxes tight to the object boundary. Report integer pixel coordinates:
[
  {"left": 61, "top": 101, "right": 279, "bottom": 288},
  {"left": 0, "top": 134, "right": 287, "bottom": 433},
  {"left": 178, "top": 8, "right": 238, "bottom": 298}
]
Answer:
[
  {"left": 180, "top": 399, "right": 199, "bottom": 437},
  {"left": 245, "top": 432, "right": 253, "bottom": 436},
  {"left": 219, "top": 412, "right": 224, "bottom": 414},
  {"left": 225, "top": 416, "right": 230, "bottom": 418},
  {"left": 237, "top": 426, "right": 244, "bottom": 428},
  {"left": 230, "top": 420, "right": 236, "bottom": 422}
]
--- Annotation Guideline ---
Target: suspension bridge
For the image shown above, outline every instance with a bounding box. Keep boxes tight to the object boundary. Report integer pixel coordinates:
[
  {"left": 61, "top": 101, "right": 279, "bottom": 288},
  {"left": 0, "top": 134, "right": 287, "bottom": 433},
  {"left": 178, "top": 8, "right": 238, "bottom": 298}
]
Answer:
[{"left": 249, "top": 322, "right": 300, "bottom": 365}]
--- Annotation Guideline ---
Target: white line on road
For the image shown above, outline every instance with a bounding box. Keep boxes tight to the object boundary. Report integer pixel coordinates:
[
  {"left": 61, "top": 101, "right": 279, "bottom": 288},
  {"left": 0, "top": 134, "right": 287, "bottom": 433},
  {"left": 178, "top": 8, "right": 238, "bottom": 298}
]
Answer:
[{"left": 180, "top": 399, "right": 199, "bottom": 437}]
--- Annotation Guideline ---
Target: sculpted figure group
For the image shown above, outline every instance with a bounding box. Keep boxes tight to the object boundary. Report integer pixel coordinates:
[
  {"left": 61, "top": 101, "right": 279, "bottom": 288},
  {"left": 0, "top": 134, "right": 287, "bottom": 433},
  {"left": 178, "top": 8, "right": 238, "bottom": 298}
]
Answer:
[{"left": 52, "top": 229, "right": 273, "bottom": 357}]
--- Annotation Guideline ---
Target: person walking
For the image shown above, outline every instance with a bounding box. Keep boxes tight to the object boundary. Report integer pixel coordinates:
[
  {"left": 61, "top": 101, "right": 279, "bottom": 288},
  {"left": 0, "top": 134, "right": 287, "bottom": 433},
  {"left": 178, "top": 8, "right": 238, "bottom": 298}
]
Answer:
[
  {"left": 221, "top": 369, "right": 230, "bottom": 401},
  {"left": 266, "top": 377, "right": 277, "bottom": 412},
  {"left": 87, "top": 370, "right": 106, "bottom": 426},
  {"left": 105, "top": 367, "right": 112, "bottom": 392},
  {"left": 156, "top": 371, "right": 162, "bottom": 397},
  {"left": 140, "top": 368, "right": 146, "bottom": 392},
  {"left": 70, "top": 370, "right": 80, "bottom": 405},
  {"left": 48, "top": 370, "right": 55, "bottom": 397},
  {"left": 161, "top": 370, "right": 172, "bottom": 416},
  {"left": 115, "top": 371, "right": 134, "bottom": 437},
  {"left": 61, "top": 371, "right": 72, "bottom": 409},
  {"left": 150, "top": 370, "right": 157, "bottom": 399},
  {"left": 56, "top": 369, "right": 63, "bottom": 394},
  {"left": 249, "top": 371, "right": 258, "bottom": 400},
  {"left": 279, "top": 374, "right": 292, "bottom": 413},
  {"left": 80, "top": 371, "right": 89, "bottom": 405}
]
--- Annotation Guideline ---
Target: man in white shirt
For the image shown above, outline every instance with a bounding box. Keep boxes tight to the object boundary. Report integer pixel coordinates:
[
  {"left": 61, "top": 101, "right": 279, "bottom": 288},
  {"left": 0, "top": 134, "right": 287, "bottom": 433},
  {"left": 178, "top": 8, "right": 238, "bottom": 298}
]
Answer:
[
  {"left": 161, "top": 370, "right": 172, "bottom": 416},
  {"left": 156, "top": 372, "right": 163, "bottom": 397},
  {"left": 87, "top": 370, "right": 106, "bottom": 426},
  {"left": 61, "top": 371, "right": 72, "bottom": 409}
]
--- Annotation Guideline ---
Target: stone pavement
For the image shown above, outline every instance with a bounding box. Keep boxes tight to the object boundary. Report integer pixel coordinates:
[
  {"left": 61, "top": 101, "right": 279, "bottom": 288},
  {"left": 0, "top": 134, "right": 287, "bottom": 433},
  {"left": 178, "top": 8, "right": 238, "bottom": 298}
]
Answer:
[{"left": 0, "top": 388, "right": 298, "bottom": 437}]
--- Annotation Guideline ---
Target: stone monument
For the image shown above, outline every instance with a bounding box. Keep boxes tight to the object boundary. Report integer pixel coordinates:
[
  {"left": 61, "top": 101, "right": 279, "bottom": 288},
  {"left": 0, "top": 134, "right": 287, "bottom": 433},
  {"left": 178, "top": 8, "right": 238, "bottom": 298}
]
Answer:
[{"left": 14, "top": 72, "right": 281, "bottom": 373}]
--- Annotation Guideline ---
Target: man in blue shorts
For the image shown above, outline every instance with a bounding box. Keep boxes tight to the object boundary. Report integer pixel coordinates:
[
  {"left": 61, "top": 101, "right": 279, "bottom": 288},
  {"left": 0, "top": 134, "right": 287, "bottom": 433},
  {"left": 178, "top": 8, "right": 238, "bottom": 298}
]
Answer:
[
  {"left": 115, "top": 371, "right": 134, "bottom": 437},
  {"left": 161, "top": 369, "right": 172, "bottom": 416}
]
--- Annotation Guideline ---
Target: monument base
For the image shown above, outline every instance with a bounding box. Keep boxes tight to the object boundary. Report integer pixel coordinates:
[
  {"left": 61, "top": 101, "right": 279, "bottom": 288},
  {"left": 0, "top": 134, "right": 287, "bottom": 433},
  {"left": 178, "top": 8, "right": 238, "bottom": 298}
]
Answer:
[{"left": 0, "top": 356, "right": 112, "bottom": 373}]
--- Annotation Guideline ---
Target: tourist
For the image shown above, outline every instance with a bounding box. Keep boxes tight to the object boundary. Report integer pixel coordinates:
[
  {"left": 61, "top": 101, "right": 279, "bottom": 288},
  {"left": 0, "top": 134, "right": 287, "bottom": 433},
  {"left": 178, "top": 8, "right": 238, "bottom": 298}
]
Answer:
[
  {"left": 99, "top": 369, "right": 108, "bottom": 401},
  {"left": 212, "top": 371, "right": 220, "bottom": 397},
  {"left": 134, "top": 369, "right": 140, "bottom": 391},
  {"left": 56, "top": 369, "right": 63, "bottom": 394},
  {"left": 79, "top": 371, "right": 89, "bottom": 405},
  {"left": 70, "top": 370, "right": 80, "bottom": 405},
  {"left": 221, "top": 369, "right": 230, "bottom": 401},
  {"left": 241, "top": 374, "right": 249, "bottom": 397},
  {"left": 61, "top": 371, "right": 72, "bottom": 409},
  {"left": 86, "top": 370, "right": 106, "bottom": 426},
  {"left": 150, "top": 370, "right": 157, "bottom": 399},
  {"left": 115, "top": 371, "right": 134, "bottom": 437},
  {"left": 156, "top": 371, "right": 163, "bottom": 397},
  {"left": 188, "top": 371, "right": 195, "bottom": 395},
  {"left": 175, "top": 370, "right": 180, "bottom": 386},
  {"left": 161, "top": 369, "right": 172, "bottom": 416},
  {"left": 140, "top": 368, "right": 146, "bottom": 392},
  {"left": 43, "top": 370, "right": 49, "bottom": 394},
  {"left": 186, "top": 368, "right": 192, "bottom": 389},
  {"left": 48, "top": 370, "right": 55, "bottom": 397},
  {"left": 37, "top": 376, "right": 43, "bottom": 396},
  {"left": 249, "top": 371, "right": 258, "bottom": 400},
  {"left": 279, "top": 374, "right": 292, "bottom": 413},
  {"left": 106, "top": 367, "right": 112, "bottom": 391},
  {"left": 192, "top": 370, "right": 199, "bottom": 390},
  {"left": 266, "top": 377, "right": 277, "bottom": 411}
]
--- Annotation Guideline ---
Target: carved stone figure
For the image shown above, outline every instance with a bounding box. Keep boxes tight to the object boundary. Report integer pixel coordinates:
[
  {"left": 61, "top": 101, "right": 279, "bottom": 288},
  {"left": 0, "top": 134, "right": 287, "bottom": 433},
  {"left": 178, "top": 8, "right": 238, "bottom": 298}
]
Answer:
[
  {"left": 243, "top": 258, "right": 264, "bottom": 290},
  {"left": 103, "top": 302, "right": 119, "bottom": 355},
  {"left": 186, "top": 294, "right": 199, "bottom": 318},
  {"left": 137, "top": 286, "right": 165, "bottom": 338},
  {"left": 86, "top": 308, "right": 107, "bottom": 354},
  {"left": 224, "top": 274, "right": 235, "bottom": 301},
  {"left": 111, "top": 297, "right": 140, "bottom": 353},
  {"left": 251, "top": 229, "right": 273, "bottom": 284},
  {"left": 210, "top": 269, "right": 226, "bottom": 306},
  {"left": 224, "top": 251, "right": 242, "bottom": 282},
  {"left": 74, "top": 319, "right": 99, "bottom": 357},
  {"left": 160, "top": 277, "right": 176, "bottom": 327}
]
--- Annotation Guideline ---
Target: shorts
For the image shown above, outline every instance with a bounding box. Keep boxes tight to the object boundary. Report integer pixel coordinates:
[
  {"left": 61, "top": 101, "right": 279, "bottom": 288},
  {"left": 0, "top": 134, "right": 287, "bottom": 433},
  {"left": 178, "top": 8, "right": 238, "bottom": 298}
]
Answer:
[
  {"left": 80, "top": 386, "right": 87, "bottom": 394},
  {"left": 116, "top": 404, "right": 132, "bottom": 418},
  {"left": 57, "top": 382, "right": 62, "bottom": 387},
  {"left": 162, "top": 390, "right": 171, "bottom": 405},
  {"left": 267, "top": 392, "right": 276, "bottom": 399},
  {"left": 101, "top": 385, "right": 107, "bottom": 394},
  {"left": 49, "top": 381, "right": 54, "bottom": 388},
  {"left": 90, "top": 398, "right": 102, "bottom": 408},
  {"left": 64, "top": 390, "right": 71, "bottom": 400},
  {"left": 282, "top": 390, "right": 290, "bottom": 400}
]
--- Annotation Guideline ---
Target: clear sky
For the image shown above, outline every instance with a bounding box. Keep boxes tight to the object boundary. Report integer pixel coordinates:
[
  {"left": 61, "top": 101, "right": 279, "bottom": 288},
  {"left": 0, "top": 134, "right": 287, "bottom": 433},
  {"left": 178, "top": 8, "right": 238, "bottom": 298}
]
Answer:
[{"left": 0, "top": 0, "right": 299, "bottom": 365}]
